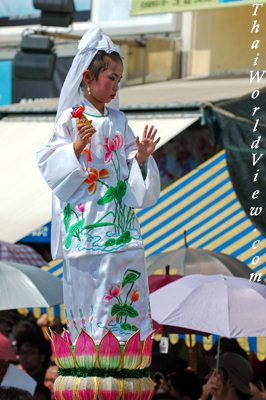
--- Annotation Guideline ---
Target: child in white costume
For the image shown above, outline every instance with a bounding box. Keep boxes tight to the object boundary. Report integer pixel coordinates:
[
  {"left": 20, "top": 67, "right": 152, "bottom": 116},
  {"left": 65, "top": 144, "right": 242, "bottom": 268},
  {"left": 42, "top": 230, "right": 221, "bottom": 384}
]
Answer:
[{"left": 37, "top": 27, "right": 160, "bottom": 344}]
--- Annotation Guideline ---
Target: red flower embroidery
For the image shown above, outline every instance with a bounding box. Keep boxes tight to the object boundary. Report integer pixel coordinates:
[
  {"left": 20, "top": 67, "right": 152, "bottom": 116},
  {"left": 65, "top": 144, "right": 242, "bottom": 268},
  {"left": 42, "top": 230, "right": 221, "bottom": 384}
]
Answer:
[
  {"left": 84, "top": 168, "right": 110, "bottom": 193},
  {"left": 131, "top": 288, "right": 139, "bottom": 302}
]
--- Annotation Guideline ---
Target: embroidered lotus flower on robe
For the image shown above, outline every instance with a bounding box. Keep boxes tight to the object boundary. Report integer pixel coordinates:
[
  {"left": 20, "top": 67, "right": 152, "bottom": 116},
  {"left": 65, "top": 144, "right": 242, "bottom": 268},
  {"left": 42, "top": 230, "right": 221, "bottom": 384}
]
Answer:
[
  {"left": 63, "top": 128, "right": 136, "bottom": 251},
  {"left": 104, "top": 133, "right": 123, "bottom": 163},
  {"left": 77, "top": 203, "right": 85, "bottom": 213},
  {"left": 84, "top": 168, "right": 110, "bottom": 193},
  {"left": 104, "top": 284, "right": 121, "bottom": 301}
]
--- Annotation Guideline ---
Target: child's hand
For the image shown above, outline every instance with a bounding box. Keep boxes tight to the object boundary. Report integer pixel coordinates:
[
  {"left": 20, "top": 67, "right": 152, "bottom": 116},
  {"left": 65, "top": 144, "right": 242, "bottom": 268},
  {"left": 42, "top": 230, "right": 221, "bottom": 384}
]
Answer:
[
  {"left": 77, "top": 123, "right": 95, "bottom": 146},
  {"left": 74, "top": 123, "right": 96, "bottom": 157},
  {"left": 135, "top": 125, "right": 160, "bottom": 164}
]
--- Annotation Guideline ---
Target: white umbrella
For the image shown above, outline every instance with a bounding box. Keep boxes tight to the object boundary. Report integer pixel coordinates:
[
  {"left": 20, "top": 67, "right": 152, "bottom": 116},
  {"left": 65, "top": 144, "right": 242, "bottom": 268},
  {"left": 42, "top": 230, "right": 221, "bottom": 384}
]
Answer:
[
  {"left": 146, "top": 248, "right": 254, "bottom": 278},
  {"left": 0, "top": 261, "right": 63, "bottom": 310},
  {"left": 150, "top": 274, "right": 266, "bottom": 338}
]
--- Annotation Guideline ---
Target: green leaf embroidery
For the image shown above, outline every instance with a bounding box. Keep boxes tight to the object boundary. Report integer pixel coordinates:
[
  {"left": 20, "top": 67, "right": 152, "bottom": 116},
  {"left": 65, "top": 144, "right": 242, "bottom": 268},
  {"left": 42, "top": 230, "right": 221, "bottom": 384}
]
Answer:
[
  {"left": 97, "top": 187, "right": 116, "bottom": 205},
  {"left": 111, "top": 304, "right": 138, "bottom": 318},
  {"left": 120, "top": 322, "right": 139, "bottom": 332},
  {"left": 120, "top": 323, "right": 132, "bottom": 331},
  {"left": 63, "top": 203, "right": 72, "bottom": 233},
  {"left": 104, "top": 238, "right": 117, "bottom": 247},
  {"left": 131, "top": 325, "right": 139, "bottom": 332},
  {"left": 114, "top": 180, "right": 127, "bottom": 201},
  {"left": 82, "top": 222, "right": 114, "bottom": 230},
  {"left": 120, "top": 323, "right": 139, "bottom": 332},
  {"left": 116, "top": 231, "right": 131, "bottom": 245},
  {"left": 122, "top": 269, "right": 141, "bottom": 288},
  {"left": 64, "top": 219, "right": 85, "bottom": 249}
]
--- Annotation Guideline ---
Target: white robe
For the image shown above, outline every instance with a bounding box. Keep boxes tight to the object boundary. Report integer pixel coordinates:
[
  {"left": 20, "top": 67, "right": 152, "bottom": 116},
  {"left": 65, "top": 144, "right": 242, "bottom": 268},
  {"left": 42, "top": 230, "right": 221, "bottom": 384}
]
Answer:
[{"left": 37, "top": 101, "right": 160, "bottom": 342}]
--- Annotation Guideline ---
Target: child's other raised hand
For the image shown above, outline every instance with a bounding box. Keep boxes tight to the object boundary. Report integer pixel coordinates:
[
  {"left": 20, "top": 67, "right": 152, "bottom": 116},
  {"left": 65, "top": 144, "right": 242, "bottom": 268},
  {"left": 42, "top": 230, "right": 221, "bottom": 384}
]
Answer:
[
  {"left": 74, "top": 123, "right": 96, "bottom": 157},
  {"left": 135, "top": 125, "right": 160, "bottom": 165}
]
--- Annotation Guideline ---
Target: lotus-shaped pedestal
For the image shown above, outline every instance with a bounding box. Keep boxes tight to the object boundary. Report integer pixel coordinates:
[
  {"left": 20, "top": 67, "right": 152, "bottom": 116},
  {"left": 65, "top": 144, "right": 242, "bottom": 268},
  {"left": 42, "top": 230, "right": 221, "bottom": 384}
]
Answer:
[{"left": 51, "top": 329, "right": 154, "bottom": 400}]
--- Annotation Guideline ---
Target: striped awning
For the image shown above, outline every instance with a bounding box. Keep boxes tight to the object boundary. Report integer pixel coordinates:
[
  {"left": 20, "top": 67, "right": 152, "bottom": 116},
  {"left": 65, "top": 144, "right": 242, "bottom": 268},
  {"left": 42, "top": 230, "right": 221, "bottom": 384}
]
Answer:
[
  {"left": 155, "top": 334, "right": 266, "bottom": 362},
  {"left": 138, "top": 149, "right": 266, "bottom": 274}
]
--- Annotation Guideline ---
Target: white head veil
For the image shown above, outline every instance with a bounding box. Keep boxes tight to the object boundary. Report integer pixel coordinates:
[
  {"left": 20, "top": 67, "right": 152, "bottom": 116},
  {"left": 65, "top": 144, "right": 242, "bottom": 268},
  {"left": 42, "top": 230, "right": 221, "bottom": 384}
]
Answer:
[{"left": 55, "top": 26, "right": 120, "bottom": 122}]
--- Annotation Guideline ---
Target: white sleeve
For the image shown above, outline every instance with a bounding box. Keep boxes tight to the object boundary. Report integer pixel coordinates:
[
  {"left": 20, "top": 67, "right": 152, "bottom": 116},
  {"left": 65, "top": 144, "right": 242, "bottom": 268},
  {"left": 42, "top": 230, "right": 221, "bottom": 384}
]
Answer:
[
  {"left": 123, "top": 118, "right": 161, "bottom": 209},
  {"left": 36, "top": 110, "right": 87, "bottom": 202}
]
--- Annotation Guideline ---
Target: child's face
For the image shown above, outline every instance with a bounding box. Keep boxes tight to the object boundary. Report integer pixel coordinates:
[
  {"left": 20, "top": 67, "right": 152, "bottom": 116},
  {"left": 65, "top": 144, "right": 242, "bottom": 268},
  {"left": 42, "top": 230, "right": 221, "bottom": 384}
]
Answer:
[{"left": 90, "top": 59, "right": 123, "bottom": 106}]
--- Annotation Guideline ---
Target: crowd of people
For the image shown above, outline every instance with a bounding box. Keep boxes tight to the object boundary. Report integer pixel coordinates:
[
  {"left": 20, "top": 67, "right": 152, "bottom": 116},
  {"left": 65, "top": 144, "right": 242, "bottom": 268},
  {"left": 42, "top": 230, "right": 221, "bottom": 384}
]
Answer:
[
  {"left": 0, "top": 309, "right": 266, "bottom": 400},
  {"left": 0, "top": 310, "right": 58, "bottom": 399}
]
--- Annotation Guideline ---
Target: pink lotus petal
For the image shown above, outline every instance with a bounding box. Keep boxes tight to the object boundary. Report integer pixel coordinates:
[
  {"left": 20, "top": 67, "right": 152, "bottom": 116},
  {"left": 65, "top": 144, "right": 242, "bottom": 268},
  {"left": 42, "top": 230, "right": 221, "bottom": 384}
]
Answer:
[
  {"left": 98, "top": 377, "right": 122, "bottom": 400},
  {"left": 114, "top": 134, "right": 123, "bottom": 149},
  {"left": 53, "top": 376, "right": 63, "bottom": 400},
  {"left": 98, "top": 331, "right": 121, "bottom": 369},
  {"left": 77, "top": 203, "right": 85, "bottom": 213},
  {"left": 103, "top": 144, "right": 110, "bottom": 152},
  {"left": 104, "top": 151, "right": 113, "bottom": 163},
  {"left": 139, "top": 377, "right": 155, "bottom": 400},
  {"left": 109, "top": 139, "right": 116, "bottom": 151},
  {"left": 139, "top": 331, "right": 154, "bottom": 369},
  {"left": 104, "top": 295, "right": 113, "bottom": 301},
  {"left": 74, "top": 330, "right": 97, "bottom": 369},
  {"left": 77, "top": 377, "right": 98, "bottom": 400},
  {"left": 123, "top": 379, "right": 140, "bottom": 400},
  {"left": 123, "top": 331, "right": 142, "bottom": 370},
  {"left": 109, "top": 284, "right": 121, "bottom": 297},
  {"left": 54, "top": 376, "right": 79, "bottom": 400},
  {"left": 50, "top": 331, "right": 74, "bottom": 369},
  {"left": 113, "top": 136, "right": 119, "bottom": 149},
  {"left": 61, "top": 390, "right": 74, "bottom": 400},
  {"left": 62, "top": 329, "right": 72, "bottom": 345}
]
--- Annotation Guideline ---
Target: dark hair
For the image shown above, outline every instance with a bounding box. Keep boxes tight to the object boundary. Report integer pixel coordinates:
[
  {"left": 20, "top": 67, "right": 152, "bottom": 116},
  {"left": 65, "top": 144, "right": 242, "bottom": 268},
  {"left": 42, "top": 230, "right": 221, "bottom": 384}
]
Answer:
[
  {"left": 34, "top": 383, "right": 51, "bottom": 400},
  {"left": 0, "top": 387, "right": 33, "bottom": 400},
  {"left": 16, "top": 331, "right": 52, "bottom": 369},
  {"left": 88, "top": 50, "right": 122, "bottom": 79},
  {"left": 169, "top": 370, "right": 202, "bottom": 400}
]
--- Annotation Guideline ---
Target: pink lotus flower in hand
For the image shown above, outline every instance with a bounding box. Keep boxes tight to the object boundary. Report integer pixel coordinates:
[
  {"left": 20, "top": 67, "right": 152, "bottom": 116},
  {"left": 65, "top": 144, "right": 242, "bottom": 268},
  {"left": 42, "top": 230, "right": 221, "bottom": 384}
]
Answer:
[
  {"left": 104, "top": 133, "right": 123, "bottom": 163},
  {"left": 104, "top": 284, "right": 121, "bottom": 301}
]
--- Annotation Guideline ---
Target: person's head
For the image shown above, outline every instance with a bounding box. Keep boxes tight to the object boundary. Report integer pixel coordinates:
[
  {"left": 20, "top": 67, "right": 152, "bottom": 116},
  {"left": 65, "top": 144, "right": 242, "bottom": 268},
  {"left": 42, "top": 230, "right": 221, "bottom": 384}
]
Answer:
[
  {"left": 16, "top": 332, "right": 51, "bottom": 377},
  {"left": 44, "top": 364, "right": 58, "bottom": 400},
  {"left": 206, "top": 352, "right": 254, "bottom": 399},
  {"left": 168, "top": 369, "right": 202, "bottom": 400},
  {"left": 82, "top": 50, "right": 123, "bottom": 109},
  {"left": 34, "top": 382, "right": 52, "bottom": 400},
  {"left": 0, "top": 310, "right": 18, "bottom": 338},
  {"left": 0, "top": 386, "right": 33, "bottom": 400}
]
